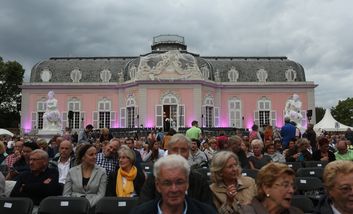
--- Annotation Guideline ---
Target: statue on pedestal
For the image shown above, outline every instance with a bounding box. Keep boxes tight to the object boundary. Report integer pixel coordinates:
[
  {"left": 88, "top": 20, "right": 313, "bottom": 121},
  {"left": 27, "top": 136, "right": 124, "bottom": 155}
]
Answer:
[
  {"left": 284, "top": 94, "right": 303, "bottom": 128},
  {"left": 43, "top": 91, "right": 62, "bottom": 131}
]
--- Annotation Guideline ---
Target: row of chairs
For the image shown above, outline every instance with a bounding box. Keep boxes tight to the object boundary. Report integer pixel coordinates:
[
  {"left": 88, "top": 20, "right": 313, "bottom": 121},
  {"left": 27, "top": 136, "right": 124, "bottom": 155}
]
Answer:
[
  {"left": 1, "top": 194, "right": 318, "bottom": 214},
  {"left": 0, "top": 196, "right": 139, "bottom": 214}
]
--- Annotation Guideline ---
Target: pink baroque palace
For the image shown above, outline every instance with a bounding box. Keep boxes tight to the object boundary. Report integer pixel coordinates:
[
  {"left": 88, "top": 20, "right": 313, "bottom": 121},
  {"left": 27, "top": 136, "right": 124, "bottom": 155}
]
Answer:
[{"left": 21, "top": 35, "right": 317, "bottom": 133}]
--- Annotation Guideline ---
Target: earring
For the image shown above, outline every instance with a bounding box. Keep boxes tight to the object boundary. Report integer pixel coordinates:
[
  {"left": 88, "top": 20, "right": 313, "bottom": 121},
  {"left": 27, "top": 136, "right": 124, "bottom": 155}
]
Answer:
[{"left": 266, "top": 193, "right": 270, "bottom": 197}]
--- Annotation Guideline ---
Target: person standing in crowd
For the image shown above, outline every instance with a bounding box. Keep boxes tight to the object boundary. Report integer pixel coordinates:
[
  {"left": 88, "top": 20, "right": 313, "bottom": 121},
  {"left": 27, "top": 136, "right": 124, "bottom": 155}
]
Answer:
[
  {"left": 217, "top": 131, "right": 228, "bottom": 150},
  {"left": 50, "top": 140, "right": 76, "bottom": 184},
  {"left": 96, "top": 138, "right": 120, "bottom": 177},
  {"left": 226, "top": 136, "right": 250, "bottom": 169},
  {"left": 138, "top": 134, "right": 212, "bottom": 205},
  {"left": 335, "top": 139, "right": 353, "bottom": 161},
  {"left": 314, "top": 160, "right": 353, "bottom": 214},
  {"left": 10, "top": 149, "right": 62, "bottom": 205},
  {"left": 186, "top": 120, "right": 202, "bottom": 140},
  {"left": 78, "top": 124, "right": 94, "bottom": 144},
  {"left": 249, "top": 124, "right": 262, "bottom": 143},
  {"left": 248, "top": 162, "right": 303, "bottom": 213},
  {"left": 106, "top": 146, "right": 145, "bottom": 197},
  {"left": 249, "top": 139, "right": 272, "bottom": 170},
  {"left": 281, "top": 117, "right": 296, "bottom": 149},
  {"left": 312, "top": 137, "right": 336, "bottom": 162},
  {"left": 303, "top": 124, "right": 317, "bottom": 152},
  {"left": 263, "top": 124, "right": 273, "bottom": 142},
  {"left": 188, "top": 139, "right": 208, "bottom": 168},
  {"left": 162, "top": 128, "right": 176, "bottom": 150},
  {"left": 63, "top": 144, "right": 107, "bottom": 207},
  {"left": 131, "top": 154, "right": 216, "bottom": 214},
  {"left": 210, "top": 151, "right": 256, "bottom": 213}
]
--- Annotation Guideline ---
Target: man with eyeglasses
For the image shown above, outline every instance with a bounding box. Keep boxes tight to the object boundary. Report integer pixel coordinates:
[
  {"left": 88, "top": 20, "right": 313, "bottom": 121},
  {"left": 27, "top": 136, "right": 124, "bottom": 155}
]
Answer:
[
  {"left": 10, "top": 149, "right": 62, "bottom": 205},
  {"left": 138, "top": 134, "right": 212, "bottom": 205},
  {"left": 335, "top": 140, "right": 353, "bottom": 161},
  {"left": 131, "top": 154, "right": 216, "bottom": 214}
]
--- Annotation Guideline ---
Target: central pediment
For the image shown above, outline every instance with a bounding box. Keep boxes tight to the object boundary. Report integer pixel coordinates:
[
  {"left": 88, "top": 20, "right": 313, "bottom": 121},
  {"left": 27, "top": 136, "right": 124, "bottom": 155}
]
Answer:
[{"left": 134, "top": 50, "right": 203, "bottom": 81}]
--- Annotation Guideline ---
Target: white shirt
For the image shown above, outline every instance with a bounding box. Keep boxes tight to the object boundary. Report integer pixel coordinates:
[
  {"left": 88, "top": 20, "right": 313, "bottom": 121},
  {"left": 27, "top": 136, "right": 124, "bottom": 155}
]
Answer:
[{"left": 58, "top": 157, "right": 71, "bottom": 184}]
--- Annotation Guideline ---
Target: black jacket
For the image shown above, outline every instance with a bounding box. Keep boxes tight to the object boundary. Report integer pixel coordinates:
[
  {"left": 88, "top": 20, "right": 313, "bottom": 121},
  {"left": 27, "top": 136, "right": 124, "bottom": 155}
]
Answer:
[
  {"left": 10, "top": 167, "right": 62, "bottom": 205},
  {"left": 105, "top": 166, "right": 145, "bottom": 197},
  {"left": 131, "top": 196, "right": 216, "bottom": 214},
  {"left": 313, "top": 195, "right": 334, "bottom": 214},
  {"left": 138, "top": 168, "right": 212, "bottom": 205}
]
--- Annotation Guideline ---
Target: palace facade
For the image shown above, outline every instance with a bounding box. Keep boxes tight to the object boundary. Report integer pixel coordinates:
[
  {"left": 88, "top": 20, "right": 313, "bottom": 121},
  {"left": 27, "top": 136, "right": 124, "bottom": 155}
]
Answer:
[{"left": 21, "top": 35, "right": 317, "bottom": 133}]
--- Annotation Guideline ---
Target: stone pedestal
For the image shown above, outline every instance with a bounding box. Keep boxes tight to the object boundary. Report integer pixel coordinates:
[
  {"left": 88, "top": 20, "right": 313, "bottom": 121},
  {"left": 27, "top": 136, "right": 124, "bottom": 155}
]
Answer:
[{"left": 37, "top": 129, "right": 62, "bottom": 142}]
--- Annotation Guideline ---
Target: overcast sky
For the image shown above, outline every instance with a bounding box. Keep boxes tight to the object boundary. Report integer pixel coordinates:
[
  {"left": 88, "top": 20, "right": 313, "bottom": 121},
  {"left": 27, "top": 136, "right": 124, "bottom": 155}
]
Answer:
[{"left": 1, "top": 0, "right": 352, "bottom": 109}]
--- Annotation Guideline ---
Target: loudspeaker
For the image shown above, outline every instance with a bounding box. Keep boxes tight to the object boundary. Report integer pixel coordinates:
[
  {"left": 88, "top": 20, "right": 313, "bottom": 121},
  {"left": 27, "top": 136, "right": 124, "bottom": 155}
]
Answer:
[
  {"left": 68, "top": 110, "right": 74, "bottom": 120},
  {"left": 306, "top": 110, "right": 313, "bottom": 117}
]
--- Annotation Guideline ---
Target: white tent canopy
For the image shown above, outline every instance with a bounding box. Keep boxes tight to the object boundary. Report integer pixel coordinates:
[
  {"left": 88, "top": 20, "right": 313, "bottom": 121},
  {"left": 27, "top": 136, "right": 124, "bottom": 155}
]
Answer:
[
  {"left": 0, "top": 128, "right": 14, "bottom": 137},
  {"left": 314, "top": 109, "right": 353, "bottom": 132}
]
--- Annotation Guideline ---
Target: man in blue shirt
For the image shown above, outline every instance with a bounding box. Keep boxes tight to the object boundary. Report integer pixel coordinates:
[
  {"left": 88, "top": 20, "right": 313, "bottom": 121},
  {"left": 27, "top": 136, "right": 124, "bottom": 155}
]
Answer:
[{"left": 280, "top": 117, "right": 296, "bottom": 149}]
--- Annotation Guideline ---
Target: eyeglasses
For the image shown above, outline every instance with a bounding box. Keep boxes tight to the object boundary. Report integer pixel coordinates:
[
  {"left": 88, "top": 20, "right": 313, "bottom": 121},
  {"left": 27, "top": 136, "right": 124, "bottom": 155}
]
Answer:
[
  {"left": 274, "top": 182, "right": 295, "bottom": 190},
  {"left": 159, "top": 179, "right": 187, "bottom": 188},
  {"left": 336, "top": 185, "right": 353, "bottom": 194}
]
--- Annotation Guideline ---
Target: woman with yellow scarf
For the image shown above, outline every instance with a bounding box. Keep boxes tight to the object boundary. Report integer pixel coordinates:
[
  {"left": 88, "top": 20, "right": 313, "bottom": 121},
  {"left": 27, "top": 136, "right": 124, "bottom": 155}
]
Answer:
[{"left": 106, "top": 146, "right": 145, "bottom": 197}]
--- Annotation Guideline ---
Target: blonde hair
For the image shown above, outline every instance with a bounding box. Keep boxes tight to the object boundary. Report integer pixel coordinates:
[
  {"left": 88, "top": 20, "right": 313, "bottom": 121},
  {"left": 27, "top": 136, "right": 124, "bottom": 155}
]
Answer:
[
  {"left": 210, "top": 151, "right": 241, "bottom": 184},
  {"left": 323, "top": 160, "right": 353, "bottom": 190},
  {"left": 251, "top": 139, "right": 263, "bottom": 149},
  {"left": 118, "top": 146, "right": 136, "bottom": 165}
]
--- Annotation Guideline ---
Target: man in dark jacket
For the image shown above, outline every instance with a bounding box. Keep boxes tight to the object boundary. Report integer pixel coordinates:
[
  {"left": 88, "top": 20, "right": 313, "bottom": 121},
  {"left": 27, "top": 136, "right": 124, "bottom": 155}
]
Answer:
[
  {"left": 281, "top": 117, "right": 296, "bottom": 149},
  {"left": 138, "top": 134, "right": 212, "bottom": 205},
  {"left": 10, "top": 149, "right": 62, "bottom": 205},
  {"left": 132, "top": 155, "right": 216, "bottom": 214}
]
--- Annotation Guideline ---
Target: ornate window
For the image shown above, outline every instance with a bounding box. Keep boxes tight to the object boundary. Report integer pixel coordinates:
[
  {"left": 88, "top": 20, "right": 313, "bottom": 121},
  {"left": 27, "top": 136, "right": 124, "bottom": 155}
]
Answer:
[
  {"left": 229, "top": 98, "right": 242, "bottom": 128},
  {"left": 67, "top": 98, "right": 82, "bottom": 129},
  {"left": 201, "top": 96, "right": 219, "bottom": 127},
  {"left": 100, "top": 69, "right": 112, "bottom": 83},
  {"left": 256, "top": 69, "right": 268, "bottom": 82},
  {"left": 70, "top": 69, "right": 82, "bottom": 83},
  {"left": 93, "top": 98, "right": 115, "bottom": 129},
  {"left": 254, "top": 97, "right": 276, "bottom": 128},
  {"left": 40, "top": 68, "right": 52, "bottom": 82},
  {"left": 31, "top": 98, "right": 46, "bottom": 130},
  {"left": 285, "top": 68, "right": 297, "bottom": 82},
  {"left": 228, "top": 67, "right": 239, "bottom": 82},
  {"left": 120, "top": 95, "right": 138, "bottom": 128}
]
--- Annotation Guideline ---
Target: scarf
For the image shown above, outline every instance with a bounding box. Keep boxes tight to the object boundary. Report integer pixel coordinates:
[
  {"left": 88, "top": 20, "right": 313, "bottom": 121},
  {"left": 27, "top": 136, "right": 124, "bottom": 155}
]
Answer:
[{"left": 116, "top": 166, "right": 137, "bottom": 197}]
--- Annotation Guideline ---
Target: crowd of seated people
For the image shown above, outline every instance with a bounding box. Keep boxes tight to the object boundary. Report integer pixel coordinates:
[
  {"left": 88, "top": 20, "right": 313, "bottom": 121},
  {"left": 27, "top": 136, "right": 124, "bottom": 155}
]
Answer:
[{"left": 1, "top": 123, "right": 353, "bottom": 214}]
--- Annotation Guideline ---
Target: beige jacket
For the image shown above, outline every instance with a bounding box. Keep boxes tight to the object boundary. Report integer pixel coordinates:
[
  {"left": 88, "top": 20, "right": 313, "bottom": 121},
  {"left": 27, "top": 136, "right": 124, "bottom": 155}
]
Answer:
[{"left": 210, "top": 176, "right": 257, "bottom": 214}]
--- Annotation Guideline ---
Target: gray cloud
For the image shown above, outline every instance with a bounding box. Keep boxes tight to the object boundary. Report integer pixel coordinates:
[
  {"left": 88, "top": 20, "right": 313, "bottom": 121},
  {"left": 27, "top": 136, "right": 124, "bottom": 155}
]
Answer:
[{"left": 1, "top": 0, "right": 352, "bottom": 108}]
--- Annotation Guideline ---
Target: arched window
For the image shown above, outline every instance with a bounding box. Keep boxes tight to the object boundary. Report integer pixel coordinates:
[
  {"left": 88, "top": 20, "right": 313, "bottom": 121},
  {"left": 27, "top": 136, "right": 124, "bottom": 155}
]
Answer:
[
  {"left": 70, "top": 69, "right": 82, "bottom": 83},
  {"left": 120, "top": 95, "right": 138, "bottom": 128},
  {"left": 93, "top": 98, "right": 115, "bottom": 128},
  {"left": 256, "top": 69, "right": 268, "bottom": 82},
  {"left": 31, "top": 98, "right": 46, "bottom": 130},
  {"left": 254, "top": 97, "right": 276, "bottom": 128},
  {"left": 285, "top": 68, "right": 297, "bottom": 82},
  {"left": 66, "top": 98, "right": 83, "bottom": 130},
  {"left": 100, "top": 69, "right": 112, "bottom": 83},
  {"left": 228, "top": 98, "right": 242, "bottom": 128}
]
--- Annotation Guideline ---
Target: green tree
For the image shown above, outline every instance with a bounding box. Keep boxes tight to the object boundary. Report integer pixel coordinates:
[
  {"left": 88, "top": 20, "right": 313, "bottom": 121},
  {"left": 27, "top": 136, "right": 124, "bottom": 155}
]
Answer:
[
  {"left": 331, "top": 97, "right": 353, "bottom": 127},
  {"left": 315, "top": 107, "right": 325, "bottom": 123},
  {"left": 0, "top": 57, "right": 25, "bottom": 128}
]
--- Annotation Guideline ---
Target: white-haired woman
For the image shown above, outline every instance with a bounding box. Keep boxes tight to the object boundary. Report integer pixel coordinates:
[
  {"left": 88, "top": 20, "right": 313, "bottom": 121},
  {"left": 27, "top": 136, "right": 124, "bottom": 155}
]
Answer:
[
  {"left": 210, "top": 151, "right": 256, "bottom": 213},
  {"left": 249, "top": 139, "right": 272, "bottom": 170}
]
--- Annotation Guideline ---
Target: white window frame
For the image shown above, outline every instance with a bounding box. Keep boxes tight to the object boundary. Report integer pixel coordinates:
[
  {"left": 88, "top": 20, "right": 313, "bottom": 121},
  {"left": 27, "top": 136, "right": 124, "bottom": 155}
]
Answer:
[{"left": 229, "top": 98, "right": 242, "bottom": 128}]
